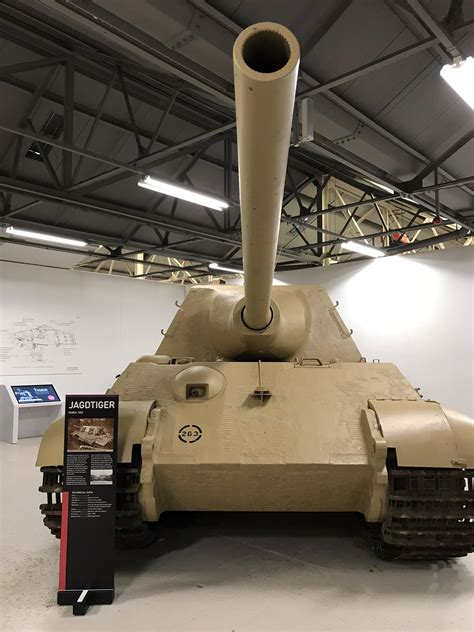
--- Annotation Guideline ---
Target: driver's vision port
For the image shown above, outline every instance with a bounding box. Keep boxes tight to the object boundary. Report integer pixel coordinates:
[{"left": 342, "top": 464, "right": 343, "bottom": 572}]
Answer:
[{"left": 186, "top": 384, "right": 209, "bottom": 400}]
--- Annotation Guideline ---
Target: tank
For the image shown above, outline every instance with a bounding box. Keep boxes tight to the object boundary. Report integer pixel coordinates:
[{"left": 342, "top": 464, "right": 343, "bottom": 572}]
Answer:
[
  {"left": 72, "top": 425, "right": 113, "bottom": 449},
  {"left": 37, "top": 22, "right": 474, "bottom": 560}
]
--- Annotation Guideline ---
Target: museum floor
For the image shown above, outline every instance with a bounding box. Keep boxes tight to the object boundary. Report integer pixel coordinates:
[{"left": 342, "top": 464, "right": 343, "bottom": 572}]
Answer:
[{"left": 1, "top": 438, "right": 473, "bottom": 632}]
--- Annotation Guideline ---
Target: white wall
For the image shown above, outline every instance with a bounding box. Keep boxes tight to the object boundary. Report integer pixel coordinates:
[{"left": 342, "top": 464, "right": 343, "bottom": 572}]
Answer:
[
  {"left": 278, "top": 247, "right": 474, "bottom": 417},
  {"left": 1, "top": 248, "right": 472, "bottom": 417},
  {"left": 0, "top": 261, "right": 185, "bottom": 397}
]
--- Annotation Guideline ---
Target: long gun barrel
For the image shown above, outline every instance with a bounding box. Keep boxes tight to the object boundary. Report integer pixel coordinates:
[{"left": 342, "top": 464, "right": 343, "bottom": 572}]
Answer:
[{"left": 233, "top": 23, "right": 300, "bottom": 330}]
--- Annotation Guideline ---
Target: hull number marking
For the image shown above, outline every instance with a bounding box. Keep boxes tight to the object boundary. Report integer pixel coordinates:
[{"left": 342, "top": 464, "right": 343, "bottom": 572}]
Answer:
[{"left": 178, "top": 425, "right": 203, "bottom": 443}]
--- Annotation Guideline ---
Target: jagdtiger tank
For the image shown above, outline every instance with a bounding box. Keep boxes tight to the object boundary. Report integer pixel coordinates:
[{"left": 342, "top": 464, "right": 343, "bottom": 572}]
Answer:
[{"left": 37, "top": 22, "right": 474, "bottom": 559}]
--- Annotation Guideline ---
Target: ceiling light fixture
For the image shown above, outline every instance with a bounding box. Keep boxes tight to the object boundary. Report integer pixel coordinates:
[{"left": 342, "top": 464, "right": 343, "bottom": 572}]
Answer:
[
  {"left": 340, "top": 240, "right": 385, "bottom": 258},
  {"left": 6, "top": 226, "right": 87, "bottom": 247},
  {"left": 366, "top": 179, "right": 395, "bottom": 195},
  {"left": 440, "top": 56, "right": 474, "bottom": 110},
  {"left": 138, "top": 175, "right": 229, "bottom": 211},
  {"left": 209, "top": 262, "right": 244, "bottom": 274}
]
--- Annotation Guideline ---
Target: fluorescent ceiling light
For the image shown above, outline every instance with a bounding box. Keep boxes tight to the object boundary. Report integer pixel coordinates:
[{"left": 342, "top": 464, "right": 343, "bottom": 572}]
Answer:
[
  {"left": 366, "top": 179, "right": 395, "bottom": 195},
  {"left": 340, "top": 240, "right": 385, "bottom": 258},
  {"left": 6, "top": 226, "right": 87, "bottom": 247},
  {"left": 440, "top": 57, "right": 474, "bottom": 110},
  {"left": 138, "top": 175, "right": 229, "bottom": 211},
  {"left": 209, "top": 262, "right": 243, "bottom": 274}
]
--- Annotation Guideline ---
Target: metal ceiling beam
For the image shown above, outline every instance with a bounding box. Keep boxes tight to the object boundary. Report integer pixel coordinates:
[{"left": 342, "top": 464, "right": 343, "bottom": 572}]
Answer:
[
  {"left": 0, "top": 74, "right": 238, "bottom": 178},
  {"left": 0, "top": 124, "right": 141, "bottom": 173},
  {"left": 0, "top": 10, "right": 231, "bottom": 131},
  {"left": 385, "top": 0, "right": 449, "bottom": 65},
  {"left": 183, "top": 0, "right": 473, "bottom": 198},
  {"left": 0, "top": 175, "right": 237, "bottom": 243},
  {"left": 133, "top": 262, "right": 206, "bottom": 280},
  {"left": 26, "top": 119, "right": 60, "bottom": 188},
  {"left": 306, "top": 133, "right": 472, "bottom": 227},
  {"left": 386, "top": 226, "right": 469, "bottom": 253},
  {"left": 0, "top": 175, "right": 319, "bottom": 264},
  {"left": 2, "top": 102, "right": 469, "bottom": 232},
  {"left": 291, "top": 173, "right": 473, "bottom": 221},
  {"left": 71, "top": 123, "right": 235, "bottom": 194},
  {"left": 289, "top": 218, "right": 455, "bottom": 252},
  {"left": 0, "top": 69, "right": 321, "bottom": 190},
  {"left": 297, "top": 36, "right": 438, "bottom": 100},
  {"left": 145, "top": 86, "right": 181, "bottom": 155},
  {"left": 62, "top": 60, "right": 74, "bottom": 187},
  {"left": 311, "top": 130, "right": 392, "bottom": 183},
  {"left": 1, "top": 3, "right": 471, "bottom": 213},
  {"left": 10, "top": 0, "right": 473, "bottom": 209},
  {"left": 303, "top": 192, "right": 401, "bottom": 216},
  {"left": 409, "top": 129, "right": 474, "bottom": 187},
  {"left": 1, "top": 218, "right": 225, "bottom": 265},
  {"left": 0, "top": 122, "right": 237, "bottom": 225},
  {"left": 405, "top": 0, "right": 462, "bottom": 60},
  {"left": 0, "top": 64, "right": 59, "bottom": 172},
  {"left": 325, "top": 224, "right": 470, "bottom": 260},
  {"left": 0, "top": 121, "right": 235, "bottom": 186},
  {"left": 414, "top": 176, "right": 474, "bottom": 194},
  {"left": 325, "top": 193, "right": 368, "bottom": 257},
  {"left": 0, "top": 55, "right": 66, "bottom": 75},
  {"left": 300, "top": 0, "right": 353, "bottom": 56},
  {"left": 0, "top": 0, "right": 471, "bottom": 264},
  {"left": 78, "top": 237, "right": 203, "bottom": 269},
  {"left": 5, "top": 0, "right": 235, "bottom": 107},
  {"left": 3, "top": 216, "right": 314, "bottom": 273},
  {"left": 117, "top": 65, "right": 145, "bottom": 156},
  {"left": 73, "top": 67, "right": 117, "bottom": 183},
  {"left": 0, "top": 235, "right": 206, "bottom": 272}
]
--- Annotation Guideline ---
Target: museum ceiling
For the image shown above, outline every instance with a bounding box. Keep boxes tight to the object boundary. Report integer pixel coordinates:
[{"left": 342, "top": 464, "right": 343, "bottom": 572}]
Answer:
[{"left": 0, "top": 0, "right": 472, "bottom": 282}]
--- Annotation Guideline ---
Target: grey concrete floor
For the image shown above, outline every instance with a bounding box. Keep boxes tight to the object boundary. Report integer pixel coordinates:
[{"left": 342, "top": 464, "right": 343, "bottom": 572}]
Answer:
[{"left": 0, "top": 438, "right": 473, "bottom": 632}]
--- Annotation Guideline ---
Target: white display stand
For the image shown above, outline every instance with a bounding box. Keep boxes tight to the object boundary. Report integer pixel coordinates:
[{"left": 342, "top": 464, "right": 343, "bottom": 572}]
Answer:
[{"left": 0, "top": 384, "right": 63, "bottom": 444}]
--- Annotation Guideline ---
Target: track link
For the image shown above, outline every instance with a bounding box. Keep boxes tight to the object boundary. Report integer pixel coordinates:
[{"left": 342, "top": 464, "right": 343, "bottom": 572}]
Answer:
[
  {"left": 39, "top": 446, "right": 154, "bottom": 547},
  {"left": 374, "top": 466, "right": 474, "bottom": 560}
]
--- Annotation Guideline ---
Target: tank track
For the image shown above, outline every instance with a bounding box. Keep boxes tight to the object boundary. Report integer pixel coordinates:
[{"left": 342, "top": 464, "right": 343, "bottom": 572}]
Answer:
[
  {"left": 39, "top": 446, "right": 154, "bottom": 548},
  {"left": 373, "top": 466, "right": 474, "bottom": 560}
]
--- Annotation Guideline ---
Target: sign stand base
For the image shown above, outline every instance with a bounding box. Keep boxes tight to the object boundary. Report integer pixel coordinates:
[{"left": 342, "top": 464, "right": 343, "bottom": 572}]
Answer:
[{"left": 58, "top": 588, "right": 115, "bottom": 616}]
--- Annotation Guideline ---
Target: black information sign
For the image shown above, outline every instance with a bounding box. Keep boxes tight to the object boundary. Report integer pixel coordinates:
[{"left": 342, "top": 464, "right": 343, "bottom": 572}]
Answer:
[{"left": 58, "top": 394, "right": 119, "bottom": 615}]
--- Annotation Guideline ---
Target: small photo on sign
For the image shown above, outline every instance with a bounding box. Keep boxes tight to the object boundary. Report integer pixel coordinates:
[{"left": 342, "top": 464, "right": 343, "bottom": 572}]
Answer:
[
  {"left": 90, "top": 469, "right": 113, "bottom": 485},
  {"left": 67, "top": 418, "right": 114, "bottom": 452}
]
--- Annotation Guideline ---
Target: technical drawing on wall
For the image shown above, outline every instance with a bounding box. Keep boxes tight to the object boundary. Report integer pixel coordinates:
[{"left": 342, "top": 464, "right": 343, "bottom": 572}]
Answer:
[{"left": 0, "top": 317, "right": 80, "bottom": 375}]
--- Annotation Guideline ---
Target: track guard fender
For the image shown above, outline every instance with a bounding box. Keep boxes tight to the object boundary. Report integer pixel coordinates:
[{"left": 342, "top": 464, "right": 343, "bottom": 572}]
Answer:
[
  {"left": 36, "top": 400, "right": 156, "bottom": 466},
  {"left": 443, "top": 407, "right": 474, "bottom": 468},
  {"left": 368, "top": 399, "right": 472, "bottom": 468},
  {"left": 361, "top": 407, "right": 388, "bottom": 522}
]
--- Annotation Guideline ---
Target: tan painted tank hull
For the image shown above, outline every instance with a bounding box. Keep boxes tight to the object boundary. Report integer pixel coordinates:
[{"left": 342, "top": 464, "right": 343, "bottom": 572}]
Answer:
[
  {"left": 36, "top": 283, "right": 474, "bottom": 565},
  {"left": 109, "top": 358, "right": 472, "bottom": 523},
  {"left": 35, "top": 358, "right": 474, "bottom": 523}
]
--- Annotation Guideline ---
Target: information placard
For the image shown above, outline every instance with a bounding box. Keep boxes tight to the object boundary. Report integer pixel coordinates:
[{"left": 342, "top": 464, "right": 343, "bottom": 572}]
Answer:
[{"left": 58, "top": 394, "right": 119, "bottom": 615}]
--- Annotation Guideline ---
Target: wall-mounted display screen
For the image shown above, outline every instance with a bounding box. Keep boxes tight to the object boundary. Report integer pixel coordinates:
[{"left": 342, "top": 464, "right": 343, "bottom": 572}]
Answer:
[{"left": 11, "top": 384, "right": 60, "bottom": 404}]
